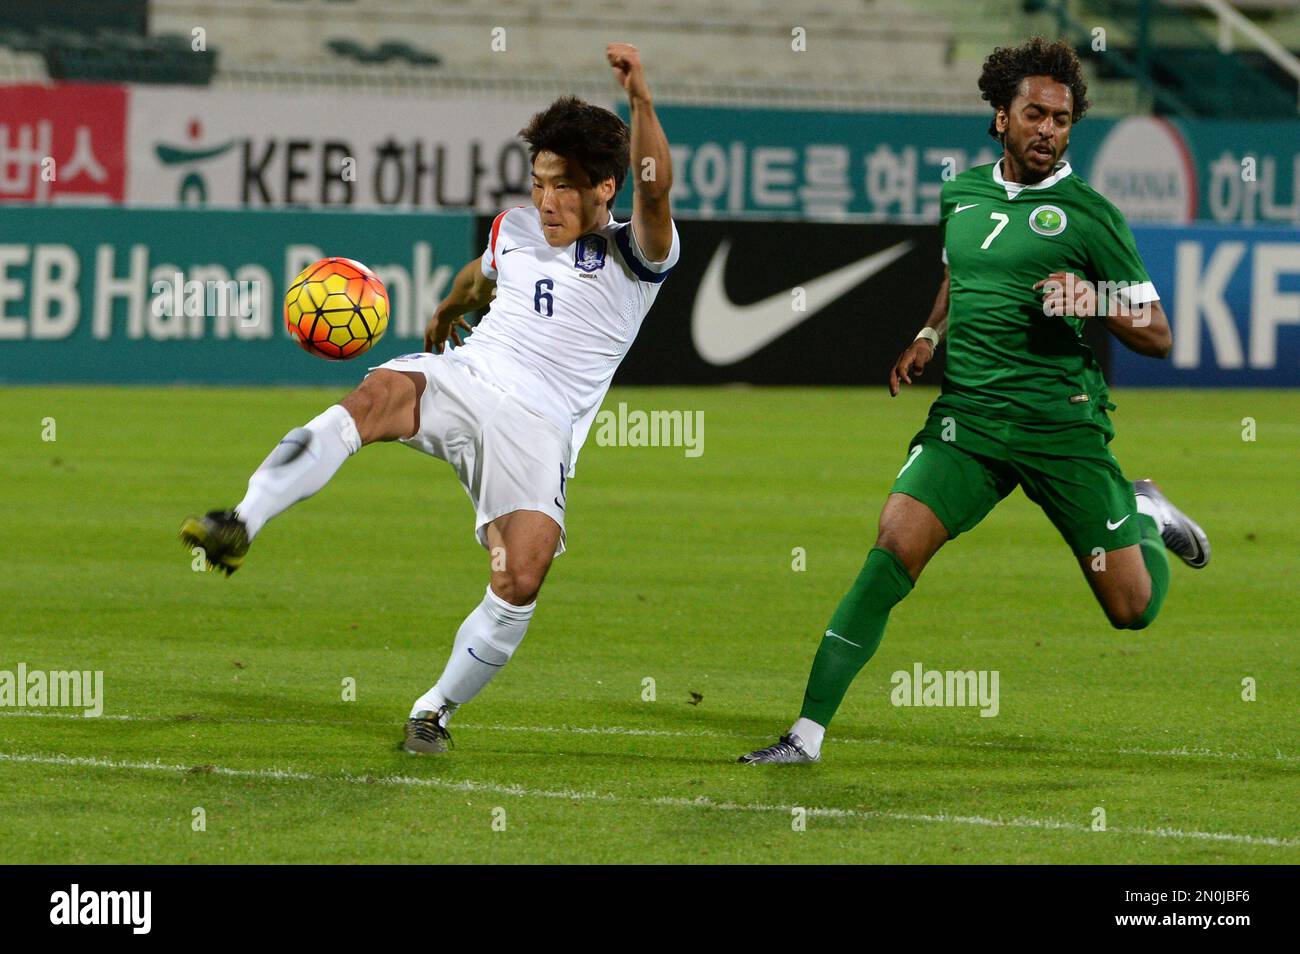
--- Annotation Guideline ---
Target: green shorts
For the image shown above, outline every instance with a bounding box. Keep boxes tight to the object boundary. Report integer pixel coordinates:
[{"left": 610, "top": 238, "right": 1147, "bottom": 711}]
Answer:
[{"left": 890, "top": 405, "right": 1141, "bottom": 556}]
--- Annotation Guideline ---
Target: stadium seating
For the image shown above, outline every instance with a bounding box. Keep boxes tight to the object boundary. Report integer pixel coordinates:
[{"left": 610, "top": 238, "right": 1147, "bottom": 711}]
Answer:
[
  {"left": 0, "top": 42, "right": 45, "bottom": 83},
  {"left": 0, "top": 9, "right": 213, "bottom": 85},
  {"left": 141, "top": 0, "right": 1195, "bottom": 114},
  {"left": 0, "top": 0, "right": 1294, "bottom": 114},
  {"left": 0, "top": 27, "right": 48, "bottom": 82},
  {"left": 146, "top": 0, "right": 996, "bottom": 110}
]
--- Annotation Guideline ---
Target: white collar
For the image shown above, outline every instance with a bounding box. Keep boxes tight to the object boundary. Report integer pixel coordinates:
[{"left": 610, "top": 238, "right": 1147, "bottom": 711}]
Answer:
[{"left": 993, "top": 158, "right": 1072, "bottom": 199}]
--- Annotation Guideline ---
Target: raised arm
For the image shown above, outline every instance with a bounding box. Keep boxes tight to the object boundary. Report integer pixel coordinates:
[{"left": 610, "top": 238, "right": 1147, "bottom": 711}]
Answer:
[
  {"left": 424, "top": 258, "right": 496, "bottom": 354},
  {"left": 606, "top": 42, "right": 673, "bottom": 262},
  {"left": 889, "top": 266, "right": 949, "bottom": 397}
]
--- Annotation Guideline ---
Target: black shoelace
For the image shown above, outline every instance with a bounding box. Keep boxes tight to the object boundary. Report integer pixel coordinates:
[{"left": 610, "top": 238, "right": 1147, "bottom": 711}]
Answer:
[
  {"left": 409, "top": 717, "right": 452, "bottom": 747},
  {"left": 752, "top": 735, "right": 801, "bottom": 759}
]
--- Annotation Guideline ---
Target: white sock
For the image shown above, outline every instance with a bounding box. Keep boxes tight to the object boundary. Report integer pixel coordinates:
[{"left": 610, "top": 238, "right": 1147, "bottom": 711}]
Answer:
[
  {"left": 1134, "top": 491, "right": 1164, "bottom": 527},
  {"left": 234, "top": 404, "right": 360, "bottom": 540},
  {"left": 410, "top": 585, "right": 535, "bottom": 720},
  {"left": 790, "top": 717, "right": 825, "bottom": 758}
]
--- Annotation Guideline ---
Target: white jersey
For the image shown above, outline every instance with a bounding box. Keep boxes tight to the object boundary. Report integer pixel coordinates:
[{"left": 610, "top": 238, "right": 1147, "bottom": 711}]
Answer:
[{"left": 445, "top": 205, "right": 680, "bottom": 475}]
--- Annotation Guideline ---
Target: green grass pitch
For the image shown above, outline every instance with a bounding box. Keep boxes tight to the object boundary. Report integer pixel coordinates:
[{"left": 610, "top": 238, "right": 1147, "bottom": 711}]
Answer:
[{"left": 1, "top": 384, "right": 1296, "bottom": 864}]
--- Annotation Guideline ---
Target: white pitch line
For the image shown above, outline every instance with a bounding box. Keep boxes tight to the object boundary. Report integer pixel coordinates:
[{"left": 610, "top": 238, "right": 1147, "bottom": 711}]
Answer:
[
  {"left": 2, "top": 708, "right": 1296, "bottom": 764},
  {"left": 0, "top": 750, "right": 1294, "bottom": 849}
]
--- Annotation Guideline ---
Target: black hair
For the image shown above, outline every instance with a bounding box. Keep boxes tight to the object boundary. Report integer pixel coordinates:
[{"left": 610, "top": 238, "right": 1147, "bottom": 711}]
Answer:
[
  {"left": 519, "top": 96, "right": 630, "bottom": 209},
  {"left": 978, "top": 36, "right": 1091, "bottom": 141}
]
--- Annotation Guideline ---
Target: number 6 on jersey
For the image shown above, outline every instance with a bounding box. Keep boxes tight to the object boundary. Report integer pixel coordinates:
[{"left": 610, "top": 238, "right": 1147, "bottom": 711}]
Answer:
[{"left": 534, "top": 278, "right": 555, "bottom": 317}]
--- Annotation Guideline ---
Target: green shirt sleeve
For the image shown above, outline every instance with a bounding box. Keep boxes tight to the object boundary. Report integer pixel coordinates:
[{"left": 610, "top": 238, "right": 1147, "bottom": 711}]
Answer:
[{"left": 1082, "top": 198, "right": 1159, "bottom": 308}]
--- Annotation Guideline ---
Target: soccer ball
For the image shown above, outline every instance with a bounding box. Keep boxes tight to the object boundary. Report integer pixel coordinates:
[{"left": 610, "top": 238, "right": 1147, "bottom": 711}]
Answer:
[{"left": 284, "top": 257, "right": 389, "bottom": 360}]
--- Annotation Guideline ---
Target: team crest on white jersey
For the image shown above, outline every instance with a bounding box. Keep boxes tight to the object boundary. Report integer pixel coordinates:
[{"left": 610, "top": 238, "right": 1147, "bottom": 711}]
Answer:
[{"left": 574, "top": 234, "right": 608, "bottom": 272}]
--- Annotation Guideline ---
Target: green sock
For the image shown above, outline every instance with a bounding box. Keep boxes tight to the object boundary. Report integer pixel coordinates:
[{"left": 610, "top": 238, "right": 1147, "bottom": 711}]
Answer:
[
  {"left": 1128, "top": 513, "right": 1170, "bottom": 630},
  {"left": 799, "top": 547, "right": 914, "bottom": 727}
]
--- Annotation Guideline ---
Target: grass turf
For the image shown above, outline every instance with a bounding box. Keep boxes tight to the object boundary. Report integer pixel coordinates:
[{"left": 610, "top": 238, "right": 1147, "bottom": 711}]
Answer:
[{"left": 0, "top": 385, "right": 1296, "bottom": 863}]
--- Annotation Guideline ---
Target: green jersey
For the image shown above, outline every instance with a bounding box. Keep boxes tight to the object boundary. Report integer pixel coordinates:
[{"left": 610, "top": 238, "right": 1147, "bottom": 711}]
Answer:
[{"left": 937, "top": 160, "right": 1158, "bottom": 423}]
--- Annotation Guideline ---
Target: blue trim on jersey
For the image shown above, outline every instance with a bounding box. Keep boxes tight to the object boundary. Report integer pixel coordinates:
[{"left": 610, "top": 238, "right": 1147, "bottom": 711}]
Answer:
[{"left": 613, "top": 224, "right": 671, "bottom": 284}]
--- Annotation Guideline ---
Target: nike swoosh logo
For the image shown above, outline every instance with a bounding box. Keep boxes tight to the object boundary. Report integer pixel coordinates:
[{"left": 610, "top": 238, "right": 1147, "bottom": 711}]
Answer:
[
  {"left": 690, "top": 239, "right": 914, "bottom": 365},
  {"left": 954, "top": 203, "right": 979, "bottom": 214},
  {"left": 500, "top": 245, "right": 521, "bottom": 256},
  {"left": 824, "top": 629, "right": 863, "bottom": 649},
  {"left": 467, "top": 647, "right": 506, "bottom": 667},
  {"left": 1107, "top": 515, "right": 1132, "bottom": 530}
]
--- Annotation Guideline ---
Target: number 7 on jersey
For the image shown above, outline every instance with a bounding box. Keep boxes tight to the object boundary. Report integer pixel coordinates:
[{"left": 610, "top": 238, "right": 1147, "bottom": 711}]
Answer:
[{"left": 980, "top": 212, "right": 1009, "bottom": 250}]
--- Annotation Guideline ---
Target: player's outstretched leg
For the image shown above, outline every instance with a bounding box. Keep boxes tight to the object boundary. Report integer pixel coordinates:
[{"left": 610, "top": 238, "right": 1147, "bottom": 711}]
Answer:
[
  {"left": 1105, "top": 478, "right": 1209, "bottom": 631},
  {"left": 402, "top": 510, "right": 558, "bottom": 755},
  {"left": 180, "top": 369, "right": 423, "bottom": 573},
  {"left": 739, "top": 493, "right": 947, "bottom": 764},
  {"left": 1080, "top": 479, "right": 1209, "bottom": 632}
]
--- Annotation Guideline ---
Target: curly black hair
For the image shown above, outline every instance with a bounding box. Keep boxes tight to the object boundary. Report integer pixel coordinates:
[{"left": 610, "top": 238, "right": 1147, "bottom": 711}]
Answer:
[
  {"left": 519, "top": 96, "right": 630, "bottom": 209},
  {"left": 977, "top": 37, "right": 1091, "bottom": 141}
]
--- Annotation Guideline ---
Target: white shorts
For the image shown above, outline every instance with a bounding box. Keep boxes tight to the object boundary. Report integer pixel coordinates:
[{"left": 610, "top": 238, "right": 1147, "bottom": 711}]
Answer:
[{"left": 370, "top": 352, "right": 571, "bottom": 556}]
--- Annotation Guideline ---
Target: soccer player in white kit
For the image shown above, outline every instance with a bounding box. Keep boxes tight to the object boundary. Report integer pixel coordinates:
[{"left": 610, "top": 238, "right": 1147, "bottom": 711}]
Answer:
[{"left": 180, "top": 43, "right": 679, "bottom": 754}]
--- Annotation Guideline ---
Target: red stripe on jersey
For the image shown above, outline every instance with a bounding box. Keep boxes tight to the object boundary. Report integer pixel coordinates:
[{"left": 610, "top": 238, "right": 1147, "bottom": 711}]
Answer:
[{"left": 488, "top": 209, "right": 513, "bottom": 271}]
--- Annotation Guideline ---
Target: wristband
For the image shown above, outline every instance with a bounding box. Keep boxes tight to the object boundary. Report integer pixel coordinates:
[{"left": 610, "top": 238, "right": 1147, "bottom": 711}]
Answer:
[{"left": 914, "top": 327, "right": 940, "bottom": 348}]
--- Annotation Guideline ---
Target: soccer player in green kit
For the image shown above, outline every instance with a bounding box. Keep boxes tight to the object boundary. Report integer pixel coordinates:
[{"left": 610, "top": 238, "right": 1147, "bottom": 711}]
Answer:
[{"left": 740, "top": 37, "right": 1210, "bottom": 764}]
